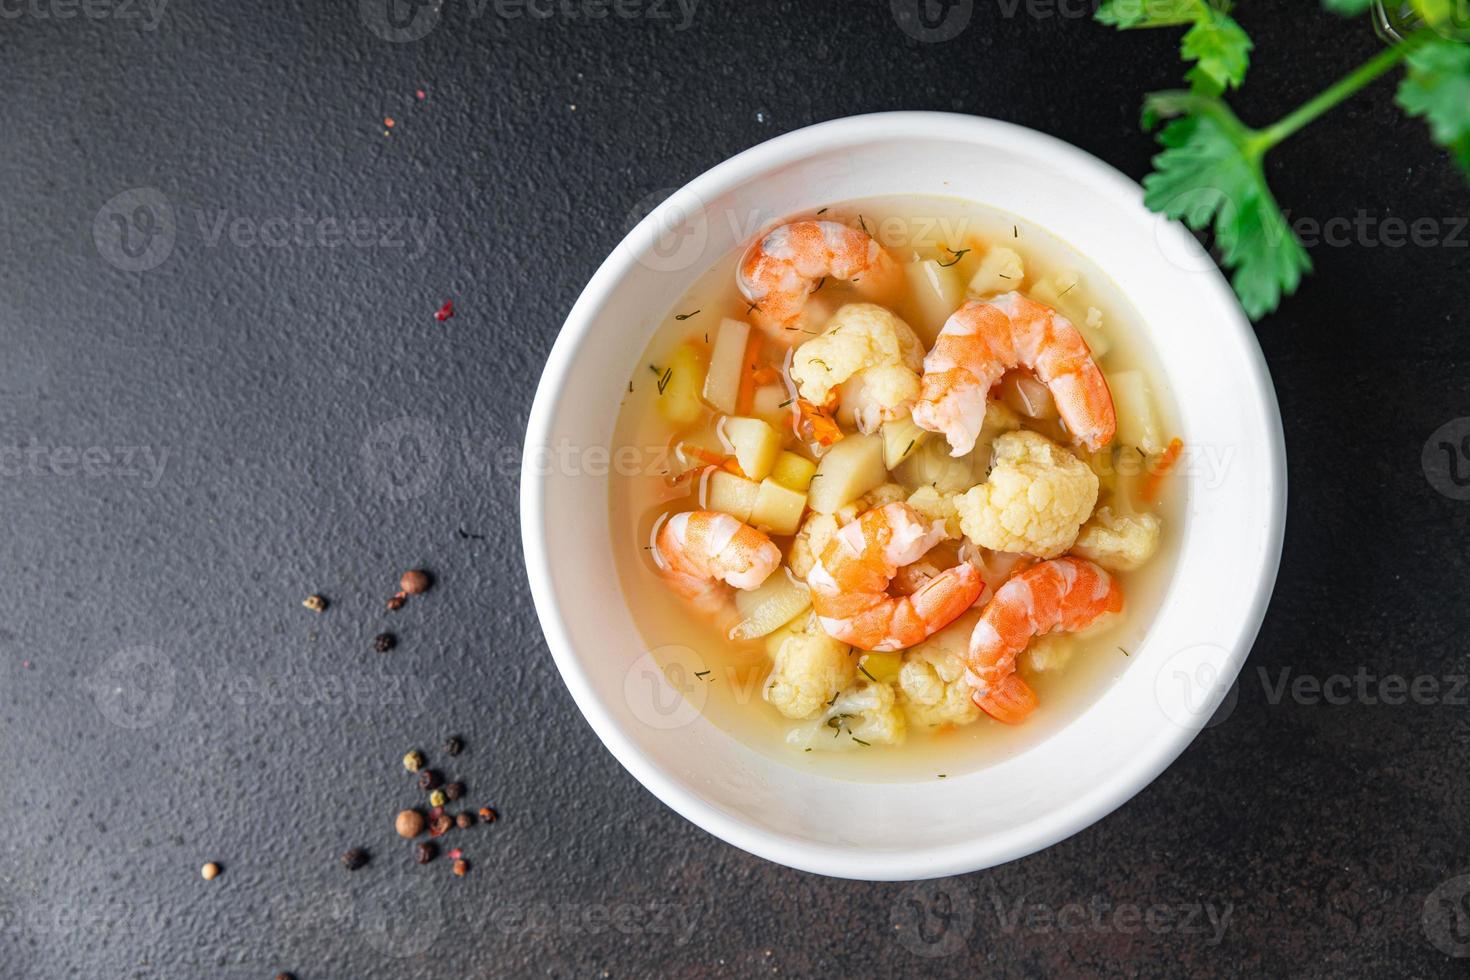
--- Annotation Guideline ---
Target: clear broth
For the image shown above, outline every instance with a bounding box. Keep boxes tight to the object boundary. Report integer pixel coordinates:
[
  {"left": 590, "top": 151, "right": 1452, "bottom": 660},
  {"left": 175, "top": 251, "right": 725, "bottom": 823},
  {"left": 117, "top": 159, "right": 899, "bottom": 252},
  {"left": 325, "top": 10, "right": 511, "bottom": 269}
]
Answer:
[{"left": 608, "top": 195, "right": 1184, "bottom": 782}]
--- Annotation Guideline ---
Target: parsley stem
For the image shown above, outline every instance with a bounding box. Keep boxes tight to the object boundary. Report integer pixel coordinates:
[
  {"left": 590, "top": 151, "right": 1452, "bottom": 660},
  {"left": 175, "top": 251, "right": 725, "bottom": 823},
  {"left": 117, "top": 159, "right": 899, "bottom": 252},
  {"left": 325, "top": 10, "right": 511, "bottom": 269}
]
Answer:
[{"left": 1255, "top": 33, "right": 1428, "bottom": 152}]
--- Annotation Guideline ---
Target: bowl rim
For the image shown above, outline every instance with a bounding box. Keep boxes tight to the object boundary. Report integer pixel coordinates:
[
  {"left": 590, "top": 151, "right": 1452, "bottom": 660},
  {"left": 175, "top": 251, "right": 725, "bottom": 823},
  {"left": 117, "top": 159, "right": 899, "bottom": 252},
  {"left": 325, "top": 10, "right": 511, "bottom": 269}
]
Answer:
[{"left": 521, "top": 110, "right": 1287, "bottom": 880}]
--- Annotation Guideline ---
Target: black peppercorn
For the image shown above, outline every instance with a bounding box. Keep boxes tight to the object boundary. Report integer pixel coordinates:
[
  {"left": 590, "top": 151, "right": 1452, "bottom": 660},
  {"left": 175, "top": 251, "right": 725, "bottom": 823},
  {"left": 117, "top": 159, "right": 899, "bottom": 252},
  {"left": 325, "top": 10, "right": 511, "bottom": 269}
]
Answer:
[
  {"left": 455, "top": 812, "right": 473, "bottom": 829},
  {"left": 443, "top": 735, "right": 464, "bottom": 756},
  {"left": 415, "top": 842, "right": 436, "bottom": 864},
  {"left": 341, "top": 848, "right": 369, "bottom": 871},
  {"left": 444, "top": 782, "right": 464, "bottom": 802},
  {"left": 418, "top": 769, "right": 442, "bottom": 792},
  {"left": 374, "top": 632, "right": 396, "bottom": 653}
]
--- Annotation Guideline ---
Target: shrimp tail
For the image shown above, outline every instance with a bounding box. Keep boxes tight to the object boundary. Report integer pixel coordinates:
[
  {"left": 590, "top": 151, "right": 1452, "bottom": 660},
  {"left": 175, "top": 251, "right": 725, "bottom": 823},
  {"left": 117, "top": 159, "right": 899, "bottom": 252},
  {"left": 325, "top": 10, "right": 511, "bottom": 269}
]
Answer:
[{"left": 974, "top": 674, "right": 1039, "bottom": 725}]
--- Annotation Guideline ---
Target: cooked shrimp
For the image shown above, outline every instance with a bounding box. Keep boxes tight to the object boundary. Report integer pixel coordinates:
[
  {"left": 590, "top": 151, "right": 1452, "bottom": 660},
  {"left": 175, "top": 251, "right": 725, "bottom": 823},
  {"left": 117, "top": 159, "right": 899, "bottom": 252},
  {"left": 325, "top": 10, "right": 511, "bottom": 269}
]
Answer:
[
  {"left": 912, "top": 292, "right": 1116, "bottom": 455},
  {"left": 654, "top": 510, "right": 781, "bottom": 615},
  {"left": 738, "top": 221, "right": 898, "bottom": 339},
  {"left": 965, "top": 557, "right": 1122, "bottom": 725},
  {"left": 807, "top": 502, "right": 983, "bottom": 652}
]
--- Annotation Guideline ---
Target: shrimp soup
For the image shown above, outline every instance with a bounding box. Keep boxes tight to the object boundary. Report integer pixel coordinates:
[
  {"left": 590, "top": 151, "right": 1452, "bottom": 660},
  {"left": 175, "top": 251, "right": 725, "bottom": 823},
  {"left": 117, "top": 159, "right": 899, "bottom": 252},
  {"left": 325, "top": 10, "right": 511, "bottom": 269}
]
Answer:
[{"left": 609, "top": 196, "right": 1184, "bottom": 781}]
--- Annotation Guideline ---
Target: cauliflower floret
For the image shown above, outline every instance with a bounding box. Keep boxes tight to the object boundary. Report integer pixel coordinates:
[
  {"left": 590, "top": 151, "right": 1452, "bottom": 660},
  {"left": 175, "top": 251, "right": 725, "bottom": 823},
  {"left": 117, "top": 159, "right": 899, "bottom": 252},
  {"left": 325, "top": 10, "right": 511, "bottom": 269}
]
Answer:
[
  {"left": 1022, "top": 633, "right": 1075, "bottom": 673},
  {"left": 789, "top": 484, "right": 910, "bottom": 579},
  {"left": 898, "top": 611, "right": 983, "bottom": 728},
  {"left": 787, "top": 511, "right": 838, "bottom": 580},
  {"left": 787, "top": 679, "right": 906, "bottom": 750},
  {"left": 764, "top": 613, "right": 855, "bottom": 720},
  {"left": 1072, "top": 506, "right": 1162, "bottom": 572},
  {"left": 791, "top": 304, "right": 924, "bottom": 433},
  {"left": 906, "top": 485, "right": 965, "bottom": 539},
  {"left": 957, "top": 430, "right": 1098, "bottom": 558}
]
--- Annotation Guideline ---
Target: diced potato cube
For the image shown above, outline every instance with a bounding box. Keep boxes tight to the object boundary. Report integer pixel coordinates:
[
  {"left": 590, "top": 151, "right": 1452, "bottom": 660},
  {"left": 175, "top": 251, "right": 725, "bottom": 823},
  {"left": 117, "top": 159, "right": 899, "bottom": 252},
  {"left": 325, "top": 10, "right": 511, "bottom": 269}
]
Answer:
[
  {"left": 969, "top": 246, "right": 1024, "bottom": 296},
  {"left": 881, "top": 416, "right": 930, "bottom": 470},
  {"left": 732, "top": 571, "right": 812, "bottom": 640},
  {"left": 770, "top": 451, "right": 817, "bottom": 492},
  {"left": 893, "top": 438, "right": 982, "bottom": 493},
  {"left": 1109, "top": 370, "right": 1164, "bottom": 454},
  {"left": 702, "top": 318, "right": 750, "bottom": 415},
  {"left": 751, "top": 479, "right": 807, "bottom": 536},
  {"left": 751, "top": 385, "right": 788, "bottom": 425},
  {"left": 904, "top": 259, "right": 965, "bottom": 346},
  {"left": 722, "top": 416, "right": 782, "bottom": 481},
  {"left": 656, "top": 344, "right": 707, "bottom": 427},
  {"left": 807, "top": 434, "right": 886, "bottom": 514},
  {"left": 705, "top": 470, "right": 760, "bottom": 522}
]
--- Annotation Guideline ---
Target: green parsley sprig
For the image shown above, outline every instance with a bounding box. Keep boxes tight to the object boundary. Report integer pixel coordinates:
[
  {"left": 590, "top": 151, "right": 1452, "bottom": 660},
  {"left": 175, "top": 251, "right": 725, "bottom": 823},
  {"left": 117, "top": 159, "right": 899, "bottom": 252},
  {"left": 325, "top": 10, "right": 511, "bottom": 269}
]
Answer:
[{"left": 1097, "top": 0, "right": 1470, "bottom": 320}]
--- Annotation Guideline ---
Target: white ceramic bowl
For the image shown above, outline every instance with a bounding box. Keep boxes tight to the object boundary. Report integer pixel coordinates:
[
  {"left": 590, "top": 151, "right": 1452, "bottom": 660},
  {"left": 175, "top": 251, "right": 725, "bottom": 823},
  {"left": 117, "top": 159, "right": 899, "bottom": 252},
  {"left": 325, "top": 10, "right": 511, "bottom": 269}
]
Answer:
[{"left": 521, "top": 112, "right": 1285, "bottom": 880}]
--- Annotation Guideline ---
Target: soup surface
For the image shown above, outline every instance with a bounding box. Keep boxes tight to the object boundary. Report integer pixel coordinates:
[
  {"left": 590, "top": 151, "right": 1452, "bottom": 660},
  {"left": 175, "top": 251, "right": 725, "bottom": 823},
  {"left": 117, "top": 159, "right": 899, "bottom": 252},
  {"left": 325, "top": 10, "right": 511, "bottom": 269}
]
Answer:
[{"left": 609, "top": 195, "right": 1183, "bottom": 782}]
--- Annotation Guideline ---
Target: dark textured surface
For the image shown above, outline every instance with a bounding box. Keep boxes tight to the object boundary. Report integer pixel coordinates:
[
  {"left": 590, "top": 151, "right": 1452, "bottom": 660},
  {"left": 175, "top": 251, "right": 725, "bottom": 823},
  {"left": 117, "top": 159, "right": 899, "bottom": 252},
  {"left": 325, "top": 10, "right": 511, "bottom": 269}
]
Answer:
[{"left": 3, "top": 2, "right": 1469, "bottom": 977}]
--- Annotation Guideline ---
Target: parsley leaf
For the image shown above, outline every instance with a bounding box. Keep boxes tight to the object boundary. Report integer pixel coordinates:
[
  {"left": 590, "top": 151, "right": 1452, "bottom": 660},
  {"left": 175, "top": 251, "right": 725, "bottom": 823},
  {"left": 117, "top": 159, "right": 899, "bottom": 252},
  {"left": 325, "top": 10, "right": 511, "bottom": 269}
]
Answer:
[
  {"left": 1398, "top": 38, "right": 1470, "bottom": 179},
  {"left": 1182, "top": 8, "right": 1254, "bottom": 94},
  {"left": 1096, "top": 0, "right": 1200, "bottom": 28},
  {"left": 1096, "top": 1, "right": 1252, "bottom": 93},
  {"left": 1322, "top": 0, "right": 1375, "bottom": 14},
  {"left": 1143, "top": 92, "right": 1311, "bottom": 319}
]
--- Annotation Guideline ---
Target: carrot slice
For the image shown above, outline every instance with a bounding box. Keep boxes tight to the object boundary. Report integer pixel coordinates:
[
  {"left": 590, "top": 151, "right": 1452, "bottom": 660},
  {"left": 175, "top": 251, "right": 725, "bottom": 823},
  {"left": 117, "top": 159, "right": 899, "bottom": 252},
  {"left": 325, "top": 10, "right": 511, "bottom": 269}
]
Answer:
[
  {"left": 680, "top": 444, "right": 728, "bottom": 467},
  {"left": 1141, "top": 437, "right": 1184, "bottom": 503},
  {"left": 795, "top": 398, "right": 843, "bottom": 447},
  {"left": 734, "top": 331, "right": 765, "bottom": 416}
]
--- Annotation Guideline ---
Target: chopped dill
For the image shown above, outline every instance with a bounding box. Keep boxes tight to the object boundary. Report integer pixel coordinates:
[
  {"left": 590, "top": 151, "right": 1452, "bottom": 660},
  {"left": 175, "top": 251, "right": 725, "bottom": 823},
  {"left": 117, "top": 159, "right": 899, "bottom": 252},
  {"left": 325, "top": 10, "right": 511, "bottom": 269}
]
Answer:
[
  {"left": 813, "top": 276, "right": 827, "bottom": 293},
  {"left": 851, "top": 737, "right": 871, "bottom": 747},
  {"left": 858, "top": 663, "right": 877, "bottom": 682},
  {"left": 1059, "top": 282, "right": 1077, "bottom": 297},
  {"left": 937, "top": 774, "right": 947, "bottom": 779},
  {"left": 1013, "top": 225, "right": 1018, "bottom": 238},
  {"left": 938, "top": 247, "right": 971, "bottom": 268},
  {"left": 648, "top": 364, "right": 661, "bottom": 374},
  {"left": 1118, "top": 647, "right": 1130, "bottom": 657},
  {"left": 816, "top": 207, "right": 829, "bottom": 215},
  {"left": 778, "top": 398, "right": 793, "bottom": 409},
  {"left": 857, "top": 214, "right": 869, "bottom": 235},
  {"left": 825, "top": 691, "right": 839, "bottom": 707},
  {"left": 694, "top": 669, "right": 712, "bottom": 680},
  {"left": 903, "top": 439, "right": 914, "bottom": 457},
  {"left": 656, "top": 367, "right": 673, "bottom": 395},
  {"left": 674, "top": 310, "right": 701, "bottom": 321},
  {"left": 998, "top": 273, "right": 1012, "bottom": 280},
  {"left": 747, "top": 302, "right": 760, "bottom": 315}
]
